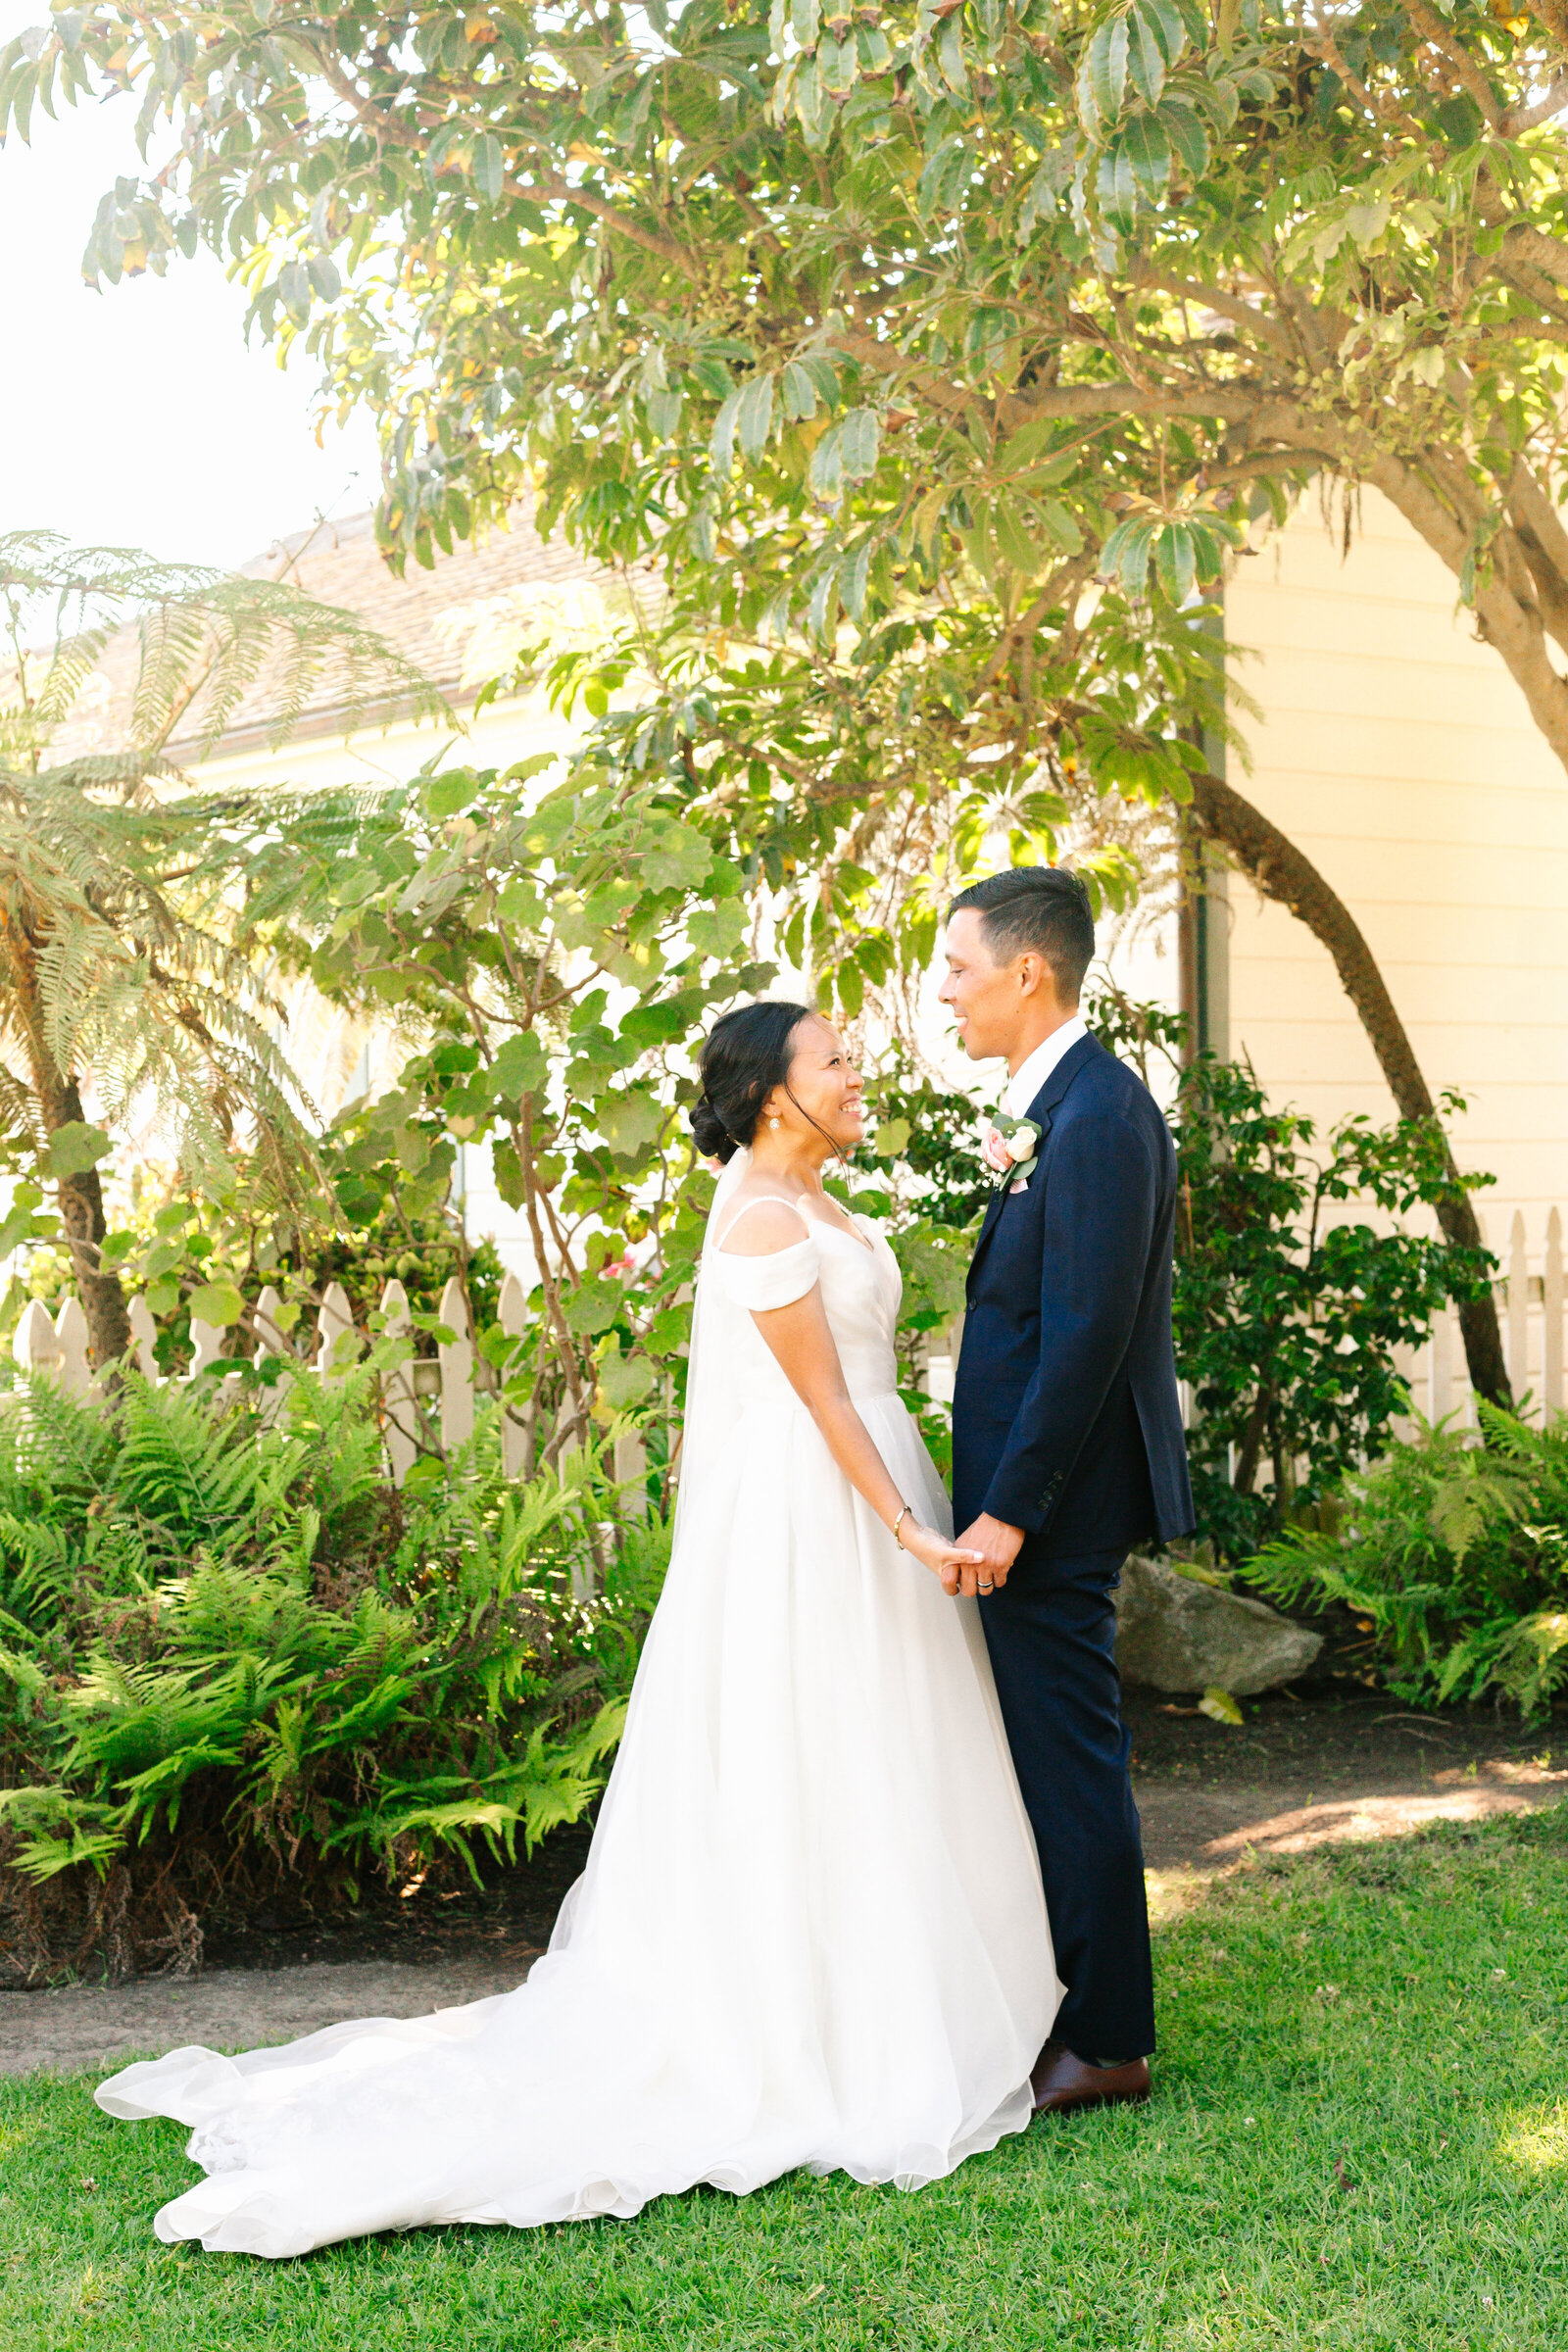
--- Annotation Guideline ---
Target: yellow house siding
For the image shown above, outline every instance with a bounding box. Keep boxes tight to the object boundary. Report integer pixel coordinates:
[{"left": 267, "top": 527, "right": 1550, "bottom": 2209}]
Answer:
[{"left": 1222, "top": 487, "right": 1568, "bottom": 1245}]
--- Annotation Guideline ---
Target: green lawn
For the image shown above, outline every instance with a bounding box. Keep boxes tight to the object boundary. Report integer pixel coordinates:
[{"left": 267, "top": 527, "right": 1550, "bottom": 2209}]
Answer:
[{"left": 4, "top": 1809, "right": 1567, "bottom": 2352}]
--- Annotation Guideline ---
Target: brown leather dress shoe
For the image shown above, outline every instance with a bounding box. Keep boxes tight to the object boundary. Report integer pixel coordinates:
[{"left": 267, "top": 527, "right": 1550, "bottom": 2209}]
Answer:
[{"left": 1030, "top": 2039, "right": 1152, "bottom": 2115}]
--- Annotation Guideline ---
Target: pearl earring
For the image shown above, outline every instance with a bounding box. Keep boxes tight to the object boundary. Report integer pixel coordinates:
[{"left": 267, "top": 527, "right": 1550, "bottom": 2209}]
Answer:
[{"left": 769, "top": 1115, "right": 780, "bottom": 1130}]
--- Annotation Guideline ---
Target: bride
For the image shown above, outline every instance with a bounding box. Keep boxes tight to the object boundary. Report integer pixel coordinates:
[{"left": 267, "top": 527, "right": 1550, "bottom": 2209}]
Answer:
[{"left": 97, "top": 1001, "right": 1060, "bottom": 2257}]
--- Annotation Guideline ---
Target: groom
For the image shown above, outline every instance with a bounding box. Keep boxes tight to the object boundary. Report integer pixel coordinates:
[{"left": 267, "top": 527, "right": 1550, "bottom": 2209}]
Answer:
[{"left": 939, "top": 866, "right": 1194, "bottom": 2116}]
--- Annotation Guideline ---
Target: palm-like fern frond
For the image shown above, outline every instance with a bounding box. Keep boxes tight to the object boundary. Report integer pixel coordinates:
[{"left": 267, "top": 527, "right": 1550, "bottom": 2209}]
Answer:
[
  {"left": 0, "top": 534, "right": 451, "bottom": 1250},
  {"left": 0, "top": 1376, "right": 664, "bottom": 1936},
  {"left": 0, "top": 535, "right": 216, "bottom": 760},
  {"left": 1, "top": 531, "right": 449, "bottom": 764}
]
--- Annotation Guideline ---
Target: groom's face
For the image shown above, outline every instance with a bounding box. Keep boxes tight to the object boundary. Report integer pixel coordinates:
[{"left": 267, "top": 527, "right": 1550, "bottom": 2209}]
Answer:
[{"left": 940, "top": 910, "right": 1033, "bottom": 1061}]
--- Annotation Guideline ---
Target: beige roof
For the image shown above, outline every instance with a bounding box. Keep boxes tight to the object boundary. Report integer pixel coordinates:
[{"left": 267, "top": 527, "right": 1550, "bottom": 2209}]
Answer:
[
  {"left": 237, "top": 505, "right": 610, "bottom": 701},
  {"left": 38, "top": 505, "right": 618, "bottom": 767}
]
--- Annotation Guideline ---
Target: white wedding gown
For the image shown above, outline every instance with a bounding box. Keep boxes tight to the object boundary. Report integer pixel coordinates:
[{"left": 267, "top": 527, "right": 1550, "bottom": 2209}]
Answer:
[{"left": 96, "top": 1155, "right": 1059, "bottom": 2256}]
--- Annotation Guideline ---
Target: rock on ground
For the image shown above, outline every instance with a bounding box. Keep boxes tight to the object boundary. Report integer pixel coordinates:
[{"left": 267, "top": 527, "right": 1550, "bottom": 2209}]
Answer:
[{"left": 1115, "top": 1553, "right": 1323, "bottom": 1694}]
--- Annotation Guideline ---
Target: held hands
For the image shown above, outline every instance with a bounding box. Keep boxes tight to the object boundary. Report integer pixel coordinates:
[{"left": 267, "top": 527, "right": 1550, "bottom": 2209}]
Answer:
[
  {"left": 899, "top": 1520, "right": 985, "bottom": 1592},
  {"left": 890, "top": 1507, "right": 1027, "bottom": 1600},
  {"left": 948, "top": 1513, "right": 1026, "bottom": 1599}
]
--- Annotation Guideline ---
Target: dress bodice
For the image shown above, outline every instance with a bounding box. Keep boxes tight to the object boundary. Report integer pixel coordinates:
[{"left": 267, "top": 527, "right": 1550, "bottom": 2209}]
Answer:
[{"left": 713, "top": 1209, "right": 902, "bottom": 1407}]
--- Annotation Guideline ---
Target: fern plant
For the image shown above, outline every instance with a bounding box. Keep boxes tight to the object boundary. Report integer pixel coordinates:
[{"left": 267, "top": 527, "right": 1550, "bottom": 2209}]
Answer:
[
  {"left": 1250, "top": 1405, "right": 1568, "bottom": 1717},
  {"left": 0, "top": 1368, "right": 666, "bottom": 1976},
  {"left": 0, "top": 532, "right": 446, "bottom": 1366}
]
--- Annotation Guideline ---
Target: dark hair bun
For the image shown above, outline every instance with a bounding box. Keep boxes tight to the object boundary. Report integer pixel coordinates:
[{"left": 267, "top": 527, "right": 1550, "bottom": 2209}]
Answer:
[
  {"left": 689, "top": 1093, "right": 735, "bottom": 1163},
  {"left": 691, "top": 1001, "right": 812, "bottom": 1163}
]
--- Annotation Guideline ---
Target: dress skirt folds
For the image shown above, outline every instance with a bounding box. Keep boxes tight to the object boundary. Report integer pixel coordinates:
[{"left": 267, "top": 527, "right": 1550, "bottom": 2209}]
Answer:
[{"left": 96, "top": 1164, "right": 1059, "bottom": 2257}]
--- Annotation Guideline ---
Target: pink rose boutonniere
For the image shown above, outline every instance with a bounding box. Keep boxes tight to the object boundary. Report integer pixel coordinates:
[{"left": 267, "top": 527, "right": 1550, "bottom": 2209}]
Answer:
[{"left": 980, "top": 1114, "right": 1042, "bottom": 1194}]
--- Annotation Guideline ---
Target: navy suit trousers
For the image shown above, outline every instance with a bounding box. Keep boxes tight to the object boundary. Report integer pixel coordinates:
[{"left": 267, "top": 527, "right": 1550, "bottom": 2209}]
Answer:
[{"left": 979, "top": 1545, "right": 1154, "bottom": 2063}]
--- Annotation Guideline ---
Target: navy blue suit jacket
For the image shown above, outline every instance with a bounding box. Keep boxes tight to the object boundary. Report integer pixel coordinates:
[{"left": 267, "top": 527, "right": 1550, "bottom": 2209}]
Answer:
[{"left": 952, "top": 1032, "right": 1195, "bottom": 1556}]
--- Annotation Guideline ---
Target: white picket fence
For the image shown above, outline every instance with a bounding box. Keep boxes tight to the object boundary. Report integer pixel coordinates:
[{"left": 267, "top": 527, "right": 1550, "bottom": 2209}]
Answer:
[
  {"left": 11, "top": 1269, "right": 648, "bottom": 1522},
  {"left": 927, "top": 1205, "right": 1566, "bottom": 1438},
  {"left": 1401, "top": 1206, "right": 1564, "bottom": 1429},
  {"left": 9, "top": 1204, "right": 1559, "bottom": 1507}
]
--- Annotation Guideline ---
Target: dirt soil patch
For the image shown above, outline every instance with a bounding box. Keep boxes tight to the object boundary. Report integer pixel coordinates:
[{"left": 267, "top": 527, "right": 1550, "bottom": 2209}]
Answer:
[
  {"left": 4, "top": 1690, "right": 1563, "bottom": 2077},
  {"left": 1126, "top": 1686, "right": 1568, "bottom": 1914}
]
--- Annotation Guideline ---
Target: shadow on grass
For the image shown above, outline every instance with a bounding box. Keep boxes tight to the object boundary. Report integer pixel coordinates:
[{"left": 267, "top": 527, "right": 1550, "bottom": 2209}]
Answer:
[{"left": 3, "top": 1804, "right": 1566, "bottom": 2351}]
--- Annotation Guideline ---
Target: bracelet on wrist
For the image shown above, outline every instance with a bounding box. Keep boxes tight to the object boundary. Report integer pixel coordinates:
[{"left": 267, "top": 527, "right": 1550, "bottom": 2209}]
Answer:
[{"left": 891, "top": 1503, "right": 913, "bottom": 1548}]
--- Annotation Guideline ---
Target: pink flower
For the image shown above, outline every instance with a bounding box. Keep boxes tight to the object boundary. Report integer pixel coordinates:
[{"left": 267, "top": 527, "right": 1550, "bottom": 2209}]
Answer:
[{"left": 980, "top": 1122, "right": 1013, "bottom": 1176}]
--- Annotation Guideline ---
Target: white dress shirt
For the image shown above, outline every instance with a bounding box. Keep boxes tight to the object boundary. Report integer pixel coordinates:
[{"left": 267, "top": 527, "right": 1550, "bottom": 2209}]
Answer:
[{"left": 999, "top": 1014, "right": 1089, "bottom": 1121}]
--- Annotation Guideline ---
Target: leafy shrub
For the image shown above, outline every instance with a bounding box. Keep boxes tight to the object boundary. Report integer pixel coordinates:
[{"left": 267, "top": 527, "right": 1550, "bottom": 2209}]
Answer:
[
  {"left": 1092, "top": 995, "right": 1494, "bottom": 1562},
  {"left": 4, "top": 1185, "right": 505, "bottom": 1381},
  {"left": 0, "top": 1367, "right": 665, "bottom": 1980},
  {"left": 1250, "top": 1405, "right": 1568, "bottom": 1716},
  {"left": 856, "top": 1055, "right": 991, "bottom": 1232}
]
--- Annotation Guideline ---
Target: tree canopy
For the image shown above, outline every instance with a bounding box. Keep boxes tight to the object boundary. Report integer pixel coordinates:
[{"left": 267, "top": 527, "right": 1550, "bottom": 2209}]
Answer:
[
  {"left": 9, "top": 0, "right": 1568, "bottom": 764},
  {"left": 5, "top": 0, "right": 1556, "bottom": 1395}
]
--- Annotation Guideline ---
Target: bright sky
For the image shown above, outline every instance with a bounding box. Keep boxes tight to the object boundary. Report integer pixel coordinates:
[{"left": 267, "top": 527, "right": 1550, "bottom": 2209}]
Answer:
[{"left": 0, "top": 5, "right": 383, "bottom": 572}]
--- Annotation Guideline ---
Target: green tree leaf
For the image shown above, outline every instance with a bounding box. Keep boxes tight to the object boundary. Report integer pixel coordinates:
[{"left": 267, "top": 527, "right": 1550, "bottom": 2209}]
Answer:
[
  {"left": 993, "top": 497, "right": 1045, "bottom": 576},
  {"left": 597, "top": 1091, "right": 664, "bottom": 1159},
  {"left": 838, "top": 409, "right": 881, "bottom": 481},
  {"left": 187, "top": 1280, "right": 245, "bottom": 1328},
  {"left": 711, "top": 386, "right": 744, "bottom": 474},
  {"left": 473, "top": 131, "right": 503, "bottom": 203},
  {"left": 688, "top": 902, "right": 748, "bottom": 956},
  {"left": 492, "top": 1030, "right": 548, "bottom": 1101},
  {"left": 1097, "top": 137, "right": 1140, "bottom": 231},
  {"left": 1085, "top": 14, "right": 1130, "bottom": 128},
  {"left": 423, "top": 772, "right": 475, "bottom": 818},
  {"left": 1127, "top": 4, "right": 1167, "bottom": 107},
  {"left": 1158, "top": 95, "right": 1209, "bottom": 177},
  {"left": 46, "top": 1123, "right": 112, "bottom": 1179},
  {"left": 736, "top": 371, "right": 776, "bottom": 461},
  {"left": 781, "top": 359, "right": 820, "bottom": 420},
  {"left": 1122, "top": 109, "right": 1172, "bottom": 198},
  {"left": 817, "top": 30, "right": 858, "bottom": 99},
  {"left": 1153, "top": 522, "right": 1197, "bottom": 603},
  {"left": 596, "top": 1342, "right": 657, "bottom": 1413}
]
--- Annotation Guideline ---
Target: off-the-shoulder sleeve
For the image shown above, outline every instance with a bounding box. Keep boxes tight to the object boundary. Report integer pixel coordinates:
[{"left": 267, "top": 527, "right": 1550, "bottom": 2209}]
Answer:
[{"left": 716, "top": 1232, "right": 820, "bottom": 1311}]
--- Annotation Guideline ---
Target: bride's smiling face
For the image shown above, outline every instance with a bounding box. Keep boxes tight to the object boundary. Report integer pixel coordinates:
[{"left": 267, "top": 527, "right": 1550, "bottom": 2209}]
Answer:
[{"left": 763, "top": 1017, "right": 865, "bottom": 1152}]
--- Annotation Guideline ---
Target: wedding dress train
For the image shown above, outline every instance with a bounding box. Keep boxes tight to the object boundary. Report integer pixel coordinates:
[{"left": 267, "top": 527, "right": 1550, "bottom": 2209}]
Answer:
[{"left": 96, "top": 1153, "right": 1059, "bottom": 2256}]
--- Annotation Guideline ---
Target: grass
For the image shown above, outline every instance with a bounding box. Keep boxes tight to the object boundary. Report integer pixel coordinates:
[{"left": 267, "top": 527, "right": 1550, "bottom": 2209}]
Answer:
[{"left": 4, "top": 1808, "right": 1568, "bottom": 2352}]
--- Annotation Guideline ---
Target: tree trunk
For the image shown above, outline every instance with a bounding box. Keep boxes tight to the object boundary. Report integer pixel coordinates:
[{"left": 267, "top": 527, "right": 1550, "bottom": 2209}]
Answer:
[
  {"left": 1188, "top": 767, "right": 1511, "bottom": 1408},
  {"left": 43, "top": 1074, "right": 134, "bottom": 1370},
  {"left": 1, "top": 924, "right": 135, "bottom": 1370}
]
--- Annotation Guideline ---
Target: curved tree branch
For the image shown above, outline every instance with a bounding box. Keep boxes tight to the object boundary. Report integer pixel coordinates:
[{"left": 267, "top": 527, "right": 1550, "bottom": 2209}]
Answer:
[
  {"left": 1400, "top": 0, "right": 1504, "bottom": 126},
  {"left": 1187, "top": 766, "right": 1511, "bottom": 1407},
  {"left": 1499, "top": 71, "right": 1568, "bottom": 140}
]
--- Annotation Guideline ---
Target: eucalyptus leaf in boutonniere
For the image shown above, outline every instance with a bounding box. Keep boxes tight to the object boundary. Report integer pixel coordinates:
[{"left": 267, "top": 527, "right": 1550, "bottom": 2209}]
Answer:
[{"left": 979, "top": 1114, "right": 1041, "bottom": 1191}]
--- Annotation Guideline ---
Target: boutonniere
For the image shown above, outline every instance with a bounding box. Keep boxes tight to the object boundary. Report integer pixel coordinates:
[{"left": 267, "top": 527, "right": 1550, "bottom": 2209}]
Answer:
[{"left": 980, "top": 1114, "right": 1041, "bottom": 1192}]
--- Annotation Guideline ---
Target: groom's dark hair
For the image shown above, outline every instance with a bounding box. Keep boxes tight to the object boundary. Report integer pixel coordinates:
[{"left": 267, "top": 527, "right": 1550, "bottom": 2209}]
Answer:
[{"left": 948, "top": 866, "right": 1095, "bottom": 1004}]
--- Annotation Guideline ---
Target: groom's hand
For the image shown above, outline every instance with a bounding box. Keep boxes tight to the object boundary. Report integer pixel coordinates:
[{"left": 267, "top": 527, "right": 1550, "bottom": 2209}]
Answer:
[{"left": 951, "top": 1514, "right": 1026, "bottom": 1598}]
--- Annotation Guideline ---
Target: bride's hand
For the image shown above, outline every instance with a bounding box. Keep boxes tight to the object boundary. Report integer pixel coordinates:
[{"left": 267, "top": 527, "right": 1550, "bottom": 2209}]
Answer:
[{"left": 900, "top": 1522, "right": 985, "bottom": 1595}]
